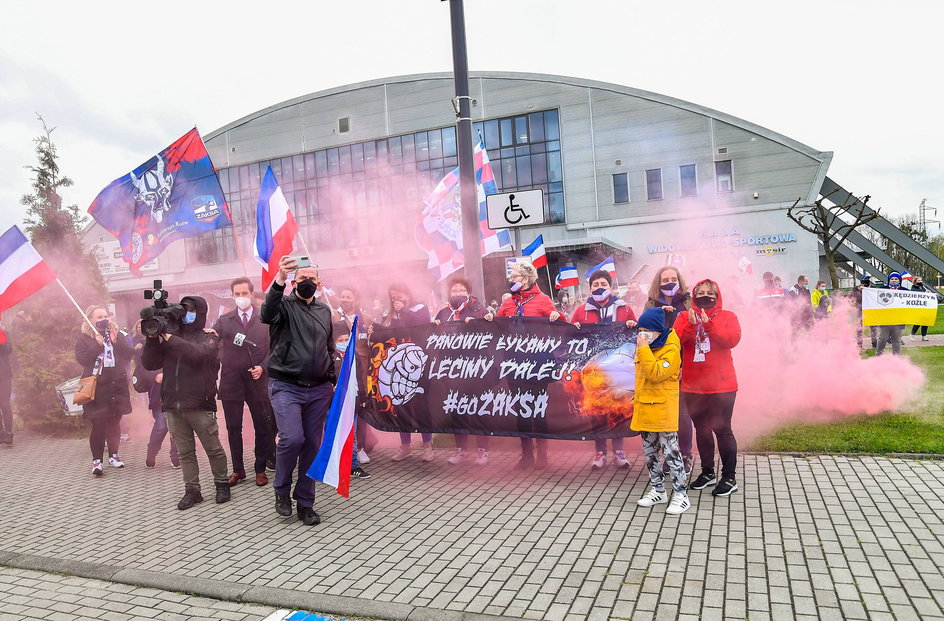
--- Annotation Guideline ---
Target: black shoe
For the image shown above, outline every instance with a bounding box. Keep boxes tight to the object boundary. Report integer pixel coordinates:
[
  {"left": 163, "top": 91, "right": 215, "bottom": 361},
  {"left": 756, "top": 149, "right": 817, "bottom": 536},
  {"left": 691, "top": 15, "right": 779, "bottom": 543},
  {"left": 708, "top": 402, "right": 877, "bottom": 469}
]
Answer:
[
  {"left": 351, "top": 467, "right": 371, "bottom": 479},
  {"left": 170, "top": 456, "right": 181, "bottom": 469},
  {"left": 690, "top": 472, "right": 717, "bottom": 490},
  {"left": 145, "top": 456, "right": 156, "bottom": 469},
  {"left": 177, "top": 490, "right": 204, "bottom": 510},
  {"left": 266, "top": 457, "right": 277, "bottom": 472},
  {"left": 712, "top": 478, "right": 738, "bottom": 497},
  {"left": 215, "top": 483, "right": 231, "bottom": 504},
  {"left": 297, "top": 506, "right": 321, "bottom": 526},
  {"left": 275, "top": 494, "right": 293, "bottom": 516},
  {"left": 0, "top": 431, "right": 12, "bottom": 445}
]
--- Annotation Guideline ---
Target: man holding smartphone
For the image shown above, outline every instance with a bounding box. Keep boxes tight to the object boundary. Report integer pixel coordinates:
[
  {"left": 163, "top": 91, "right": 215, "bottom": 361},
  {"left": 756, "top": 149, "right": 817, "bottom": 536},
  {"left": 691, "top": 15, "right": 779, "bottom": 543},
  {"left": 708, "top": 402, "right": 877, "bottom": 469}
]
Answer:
[{"left": 261, "top": 255, "right": 336, "bottom": 526}]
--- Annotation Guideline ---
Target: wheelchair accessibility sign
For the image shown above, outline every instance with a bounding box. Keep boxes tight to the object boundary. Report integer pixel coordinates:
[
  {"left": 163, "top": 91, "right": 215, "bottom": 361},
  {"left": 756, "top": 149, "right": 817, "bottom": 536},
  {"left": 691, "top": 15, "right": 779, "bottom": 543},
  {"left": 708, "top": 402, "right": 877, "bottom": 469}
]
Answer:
[{"left": 486, "top": 189, "right": 545, "bottom": 229}]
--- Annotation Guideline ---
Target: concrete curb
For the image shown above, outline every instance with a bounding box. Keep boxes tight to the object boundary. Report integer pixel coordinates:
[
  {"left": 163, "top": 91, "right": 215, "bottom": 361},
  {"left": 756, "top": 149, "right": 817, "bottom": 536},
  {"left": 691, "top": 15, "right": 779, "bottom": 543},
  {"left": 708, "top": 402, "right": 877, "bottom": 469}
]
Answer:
[
  {"left": 743, "top": 451, "right": 944, "bottom": 460},
  {"left": 0, "top": 551, "right": 519, "bottom": 621}
]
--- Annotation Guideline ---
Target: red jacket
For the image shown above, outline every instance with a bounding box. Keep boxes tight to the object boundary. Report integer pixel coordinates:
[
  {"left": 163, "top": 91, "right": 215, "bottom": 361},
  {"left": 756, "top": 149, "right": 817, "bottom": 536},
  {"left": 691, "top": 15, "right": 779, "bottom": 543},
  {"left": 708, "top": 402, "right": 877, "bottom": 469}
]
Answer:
[
  {"left": 569, "top": 298, "right": 636, "bottom": 324},
  {"left": 497, "top": 285, "right": 557, "bottom": 317},
  {"left": 673, "top": 279, "right": 741, "bottom": 394}
]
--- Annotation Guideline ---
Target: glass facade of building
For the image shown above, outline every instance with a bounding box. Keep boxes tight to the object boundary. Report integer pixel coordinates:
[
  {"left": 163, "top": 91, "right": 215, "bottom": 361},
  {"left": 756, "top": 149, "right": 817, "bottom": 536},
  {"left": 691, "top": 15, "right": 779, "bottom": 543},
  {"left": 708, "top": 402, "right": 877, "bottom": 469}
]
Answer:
[{"left": 186, "top": 109, "right": 564, "bottom": 265}]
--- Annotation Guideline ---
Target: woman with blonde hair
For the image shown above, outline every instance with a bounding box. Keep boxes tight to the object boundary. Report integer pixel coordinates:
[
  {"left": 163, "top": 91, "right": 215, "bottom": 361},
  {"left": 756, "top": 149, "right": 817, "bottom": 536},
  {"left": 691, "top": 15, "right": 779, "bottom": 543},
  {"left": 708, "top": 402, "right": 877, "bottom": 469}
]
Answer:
[
  {"left": 75, "top": 305, "right": 133, "bottom": 476},
  {"left": 497, "top": 262, "right": 561, "bottom": 469}
]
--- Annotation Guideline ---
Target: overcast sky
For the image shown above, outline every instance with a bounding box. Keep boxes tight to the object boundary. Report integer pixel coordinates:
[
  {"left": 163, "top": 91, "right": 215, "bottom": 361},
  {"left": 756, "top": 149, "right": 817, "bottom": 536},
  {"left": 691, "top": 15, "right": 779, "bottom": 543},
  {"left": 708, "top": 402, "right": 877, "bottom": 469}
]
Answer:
[{"left": 1, "top": 0, "right": 941, "bottom": 235}]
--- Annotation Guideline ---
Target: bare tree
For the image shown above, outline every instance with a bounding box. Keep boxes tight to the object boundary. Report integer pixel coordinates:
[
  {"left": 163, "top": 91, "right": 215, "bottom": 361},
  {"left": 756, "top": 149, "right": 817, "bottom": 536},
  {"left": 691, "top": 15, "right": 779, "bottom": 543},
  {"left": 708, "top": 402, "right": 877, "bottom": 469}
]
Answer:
[{"left": 787, "top": 189, "right": 880, "bottom": 289}]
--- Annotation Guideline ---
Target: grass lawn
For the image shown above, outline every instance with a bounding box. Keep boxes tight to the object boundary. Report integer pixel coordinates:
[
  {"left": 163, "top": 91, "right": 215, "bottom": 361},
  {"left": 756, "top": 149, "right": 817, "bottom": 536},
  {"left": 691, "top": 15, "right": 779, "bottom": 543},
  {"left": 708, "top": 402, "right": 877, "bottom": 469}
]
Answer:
[
  {"left": 750, "top": 347, "right": 944, "bottom": 454},
  {"left": 925, "top": 309, "right": 944, "bottom": 335}
]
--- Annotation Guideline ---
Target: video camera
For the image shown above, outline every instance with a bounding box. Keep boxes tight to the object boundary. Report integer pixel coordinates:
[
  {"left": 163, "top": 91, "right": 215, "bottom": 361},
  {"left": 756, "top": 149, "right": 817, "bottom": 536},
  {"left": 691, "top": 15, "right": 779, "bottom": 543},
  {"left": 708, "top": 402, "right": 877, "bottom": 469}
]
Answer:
[{"left": 140, "top": 279, "right": 186, "bottom": 337}]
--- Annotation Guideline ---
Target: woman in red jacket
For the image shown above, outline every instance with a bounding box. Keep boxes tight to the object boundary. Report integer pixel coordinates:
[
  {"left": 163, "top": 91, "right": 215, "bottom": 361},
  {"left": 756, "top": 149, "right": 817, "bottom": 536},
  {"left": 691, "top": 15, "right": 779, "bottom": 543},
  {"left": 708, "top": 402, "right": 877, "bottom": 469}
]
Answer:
[
  {"left": 497, "top": 263, "right": 561, "bottom": 469},
  {"left": 571, "top": 269, "right": 637, "bottom": 470},
  {"left": 672, "top": 279, "right": 741, "bottom": 497}
]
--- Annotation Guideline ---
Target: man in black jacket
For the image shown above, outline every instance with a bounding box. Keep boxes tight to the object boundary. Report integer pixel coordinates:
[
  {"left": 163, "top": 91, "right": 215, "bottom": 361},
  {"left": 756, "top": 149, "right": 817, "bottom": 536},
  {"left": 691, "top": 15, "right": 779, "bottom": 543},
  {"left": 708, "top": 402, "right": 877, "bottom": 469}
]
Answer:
[
  {"left": 142, "top": 295, "right": 230, "bottom": 510},
  {"left": 213, "top": 277, "right": 276, "bottom": 487},
  {"left": 261, "top": 257, "right": 335, "bottom": 526}
]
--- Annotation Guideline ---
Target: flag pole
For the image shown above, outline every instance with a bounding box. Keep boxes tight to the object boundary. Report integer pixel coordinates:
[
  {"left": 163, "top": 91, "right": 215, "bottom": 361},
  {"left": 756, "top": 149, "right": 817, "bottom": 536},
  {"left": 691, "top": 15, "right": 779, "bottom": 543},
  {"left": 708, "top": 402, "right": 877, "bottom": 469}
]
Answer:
[
  {"left": 57, "top": 279, "right": 99, "bottom": 333},
  {"left": 545, "top": 264, "right": 555, "bottom": 297},
  {"left": 229, "top": 224, "right": 249, "bottom": 277}
]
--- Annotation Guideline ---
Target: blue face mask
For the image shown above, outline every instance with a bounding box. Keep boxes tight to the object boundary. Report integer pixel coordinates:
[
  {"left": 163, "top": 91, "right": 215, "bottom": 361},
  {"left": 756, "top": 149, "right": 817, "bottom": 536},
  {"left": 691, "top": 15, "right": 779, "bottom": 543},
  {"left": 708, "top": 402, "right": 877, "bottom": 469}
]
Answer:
[
  {"left": 182, "top": 311, "right": 197, "bottom": 325},
  {"left": 336, "top": 340, "right": 349, "bottom": 353}
]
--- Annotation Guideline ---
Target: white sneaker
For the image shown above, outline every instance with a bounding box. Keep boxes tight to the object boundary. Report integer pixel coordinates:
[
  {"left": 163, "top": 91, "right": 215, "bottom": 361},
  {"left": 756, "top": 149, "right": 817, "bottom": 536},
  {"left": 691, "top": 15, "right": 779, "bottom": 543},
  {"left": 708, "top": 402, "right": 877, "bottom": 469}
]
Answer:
[
  {"left": 666, "top": 492, "right": 691, "bottom": 515},
  {"left": 108, "top": 455, "right": 125, "bottom": 468},
  {"left": 591, "top": 451, "right": 606, "bottom": 470},
  {"left": 613, "top": 450, "right": 630, "bottom": 469},
  {"left": 421, "top": 448, "right": 435, "bottom": 462},
  {"left": 357, "top": 449, "right": 370, "bottom": 464},
  {"left": 474, "top": 449, "right": 489, "bottom": 466},
  {"left": 391, "top": 446, "right": 411, "bottom": 461},
  {"left": 911, "top": 335, "right": 918, "bottom": 341},
  {"left": 447, "top": 449, "right": 467, "bottom": 465},
  {"left": 92, "top": 460, "right": 103, "bottom": 476},
  {"left": 923, "top": 336, "right": 930, "bottom": 342},
  {"left": 637, "top": 488, "right": 667, "bottom": 507}
]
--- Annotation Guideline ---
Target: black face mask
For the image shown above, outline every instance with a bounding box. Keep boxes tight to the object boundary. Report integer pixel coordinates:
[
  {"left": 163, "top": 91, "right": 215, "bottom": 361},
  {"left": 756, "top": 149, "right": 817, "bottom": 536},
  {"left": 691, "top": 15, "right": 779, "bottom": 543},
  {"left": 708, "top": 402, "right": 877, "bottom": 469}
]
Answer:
[
  {"left": 295, "top": 279, "right": 317, "bottom": 299},
  {"left": 449, "top": 295, "right": 469, "bottom": 308},
  {"left": 695, "top": 296, "right": 717, "bottom": 310}
]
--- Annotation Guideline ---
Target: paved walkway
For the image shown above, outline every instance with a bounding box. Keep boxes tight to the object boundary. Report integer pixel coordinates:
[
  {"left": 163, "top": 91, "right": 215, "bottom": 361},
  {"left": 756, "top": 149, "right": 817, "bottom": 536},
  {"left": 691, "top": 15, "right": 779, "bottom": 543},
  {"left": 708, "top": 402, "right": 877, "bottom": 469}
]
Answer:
[{"left": 1, "top": 434, "right": 943, "bottom": 620}]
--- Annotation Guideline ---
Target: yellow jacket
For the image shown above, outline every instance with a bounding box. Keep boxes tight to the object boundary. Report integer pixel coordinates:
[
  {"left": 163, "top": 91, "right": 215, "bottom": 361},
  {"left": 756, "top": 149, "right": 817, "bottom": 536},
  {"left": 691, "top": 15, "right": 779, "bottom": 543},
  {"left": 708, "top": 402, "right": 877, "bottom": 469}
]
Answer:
[
  {"left": 811, "top": 288, "right": 832, "bottom": 314},
  {"left": 630, "top": 330, "right": 681, "bottom": 432}
]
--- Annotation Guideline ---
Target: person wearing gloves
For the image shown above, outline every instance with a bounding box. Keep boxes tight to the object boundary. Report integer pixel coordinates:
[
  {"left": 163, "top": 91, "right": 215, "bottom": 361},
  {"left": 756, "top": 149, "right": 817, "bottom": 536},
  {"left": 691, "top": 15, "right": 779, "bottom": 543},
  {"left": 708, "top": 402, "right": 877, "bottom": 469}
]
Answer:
[
  {"left": 497, "top": 262, "right": 561, "bottom": 469},
  {"left": 876, "top": 272, "right": 905, "bottom": 355},
  {"left": 571, "top": 269, "right": 637, "bottom": 470},
  {"left": 631, "top": 308, "right": 689, "bottom": 515},
  {"left": 435, "top": 277, "right": 493, "bottom": 466},
  {"left": 673, "top": 279, "right": 742, "bottom": 497}
]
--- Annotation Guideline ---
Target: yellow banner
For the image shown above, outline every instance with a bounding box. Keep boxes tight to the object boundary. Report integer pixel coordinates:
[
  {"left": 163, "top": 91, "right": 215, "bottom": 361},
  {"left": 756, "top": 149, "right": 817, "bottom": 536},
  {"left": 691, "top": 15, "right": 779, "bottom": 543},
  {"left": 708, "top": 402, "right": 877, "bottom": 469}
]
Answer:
[{"left": 861, "top": 288, "right": 938, "bottom": 326}]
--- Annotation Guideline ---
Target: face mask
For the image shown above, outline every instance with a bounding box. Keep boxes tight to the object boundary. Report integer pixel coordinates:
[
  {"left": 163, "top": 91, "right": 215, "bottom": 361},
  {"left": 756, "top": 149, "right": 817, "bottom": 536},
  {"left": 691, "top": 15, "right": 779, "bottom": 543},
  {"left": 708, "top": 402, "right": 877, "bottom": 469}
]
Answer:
[
  {"left": 95, "top": 318, "right": 110, "bottom": 333},
  {"left": 695, "top": 296, "right": 716, "bottom": 309},
  {"left": 639, "top": 330, "right": 657, "bottom": 343},
  {"left": 801, "top": 283, "right": 809, "bottom": 290},
  {"left": 182, "top": 311, "right": 197, "bottom": 325},
  {"left": 234, "top": 297, "right": 251, "bottom": 311},
  {"left": 660, "top": 282, "right": 679, "bottom": 297},
  {"left": 818, "top": 287, "right": 826, "bottom": 292},
  {"left": 295, "top": 279, "right": 317, "bottom": 299},
  {"left": 509, "top": 281, "right": 523, "bottom": 293},
  {"left": 336, "top": 340, "right": 349, "bottom": 353},
  {"left": 561, "top": 297, "right": 569, "bottom": 304},
  {"left": 862, "top": 282, "right": 871, "bottom": 288},
  {"left": 591, "top": 287, "right": 610, "bottom": 302},
  {"left": 449, "top": 295, "right": 469, "bottom": 308},
  {"left": 890, "top": 280, "right": 901, "bottom": 289}
]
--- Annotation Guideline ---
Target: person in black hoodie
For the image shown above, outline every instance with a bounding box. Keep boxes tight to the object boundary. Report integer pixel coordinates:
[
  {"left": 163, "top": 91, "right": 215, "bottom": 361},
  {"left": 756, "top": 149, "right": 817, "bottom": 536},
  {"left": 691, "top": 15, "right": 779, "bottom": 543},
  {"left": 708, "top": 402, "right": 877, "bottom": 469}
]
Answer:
[
  {"left": 261, "top": 257, "right": 336, "bottom": 526},
  {"left": 434, "top": 277, "right": 492, "bottom": 466},
  {"left": 131, "top": 321, "right": 179, "bottom": 469},
  {"left": 142, "top": 295, "right": 229, "bottom": 509}
]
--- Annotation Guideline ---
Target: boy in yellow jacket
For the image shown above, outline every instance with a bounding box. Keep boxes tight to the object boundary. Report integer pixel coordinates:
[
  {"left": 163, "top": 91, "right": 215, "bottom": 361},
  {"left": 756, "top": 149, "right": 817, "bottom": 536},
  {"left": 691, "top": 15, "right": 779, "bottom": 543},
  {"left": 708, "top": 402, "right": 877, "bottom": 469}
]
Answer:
[{"left": 631, "top": 308, "right": 690, "bottom": 515}]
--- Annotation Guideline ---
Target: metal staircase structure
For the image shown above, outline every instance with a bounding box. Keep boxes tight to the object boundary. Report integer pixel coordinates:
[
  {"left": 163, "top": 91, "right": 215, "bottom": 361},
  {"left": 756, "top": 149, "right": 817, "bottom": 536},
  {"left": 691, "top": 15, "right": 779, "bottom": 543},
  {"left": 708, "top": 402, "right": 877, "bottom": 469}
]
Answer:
[{"left": 818, "top": 177, "right": 944, "bottom": 282}]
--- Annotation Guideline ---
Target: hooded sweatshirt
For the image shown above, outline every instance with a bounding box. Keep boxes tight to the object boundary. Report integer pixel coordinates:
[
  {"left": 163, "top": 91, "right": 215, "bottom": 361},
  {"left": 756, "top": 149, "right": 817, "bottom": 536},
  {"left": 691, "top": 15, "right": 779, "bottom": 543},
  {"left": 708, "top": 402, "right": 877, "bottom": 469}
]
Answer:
[
  {"left": 141, "top": 295, "right": 221, "bottom": 413},
  {"left": 672, "top": 279, "right": 741, "bottom": 394}
]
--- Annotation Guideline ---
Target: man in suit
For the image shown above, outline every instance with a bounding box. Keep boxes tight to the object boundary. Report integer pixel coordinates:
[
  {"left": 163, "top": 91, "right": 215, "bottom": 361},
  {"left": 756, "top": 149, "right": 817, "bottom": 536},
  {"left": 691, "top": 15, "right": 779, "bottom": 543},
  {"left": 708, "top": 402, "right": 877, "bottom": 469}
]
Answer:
[{"left": 213, "top": 277, "right": 276, "bottom": 487}]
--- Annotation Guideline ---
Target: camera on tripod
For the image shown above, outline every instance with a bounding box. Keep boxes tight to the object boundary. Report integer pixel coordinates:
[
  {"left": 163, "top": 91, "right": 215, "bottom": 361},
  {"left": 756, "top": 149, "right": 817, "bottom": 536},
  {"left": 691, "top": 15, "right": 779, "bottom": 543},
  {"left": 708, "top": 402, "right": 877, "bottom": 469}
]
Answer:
[{"left": 140, "top": 279, "right": 186, "bottom": 337}]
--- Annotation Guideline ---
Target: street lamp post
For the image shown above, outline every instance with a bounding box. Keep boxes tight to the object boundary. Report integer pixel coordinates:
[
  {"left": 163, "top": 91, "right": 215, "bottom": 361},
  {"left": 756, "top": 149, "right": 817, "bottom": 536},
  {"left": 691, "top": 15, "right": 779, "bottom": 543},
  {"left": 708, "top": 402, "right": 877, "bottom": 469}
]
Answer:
[{"left": 446, "top": 0, "right": 485, "bottom": 300}]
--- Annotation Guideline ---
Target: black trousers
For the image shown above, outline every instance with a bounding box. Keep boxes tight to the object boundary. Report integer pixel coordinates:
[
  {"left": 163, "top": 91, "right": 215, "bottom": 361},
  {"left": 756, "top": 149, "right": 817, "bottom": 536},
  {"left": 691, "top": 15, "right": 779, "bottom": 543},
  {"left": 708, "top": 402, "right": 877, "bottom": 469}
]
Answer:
[
  {"left": 222, "top": 399, "right": 276, "bottom": 474},
  {"left": 684, "top": 391, "right": 738, "bottom": 480},
  {"left": 912, "top": 325, "right": 929, "bottom": 337},
  {"left": 89, "top": 416, "right": 121, "bottom": 462}
]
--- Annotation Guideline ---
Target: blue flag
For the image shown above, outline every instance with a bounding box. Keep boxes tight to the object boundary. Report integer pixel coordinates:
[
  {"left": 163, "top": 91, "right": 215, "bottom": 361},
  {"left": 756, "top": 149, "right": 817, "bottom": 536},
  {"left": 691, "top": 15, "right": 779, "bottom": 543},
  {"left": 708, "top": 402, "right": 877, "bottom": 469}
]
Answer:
[{"left": 88, "top": 128, "right": 232, "bottom": 274}]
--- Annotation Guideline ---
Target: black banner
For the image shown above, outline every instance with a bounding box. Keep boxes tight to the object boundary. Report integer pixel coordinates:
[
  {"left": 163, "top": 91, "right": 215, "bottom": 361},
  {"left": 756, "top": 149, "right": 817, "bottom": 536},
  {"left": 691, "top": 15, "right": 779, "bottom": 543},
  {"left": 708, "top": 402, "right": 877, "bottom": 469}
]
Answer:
[{"left": 361, "top": 318, "right": 639, "bottom": 440}]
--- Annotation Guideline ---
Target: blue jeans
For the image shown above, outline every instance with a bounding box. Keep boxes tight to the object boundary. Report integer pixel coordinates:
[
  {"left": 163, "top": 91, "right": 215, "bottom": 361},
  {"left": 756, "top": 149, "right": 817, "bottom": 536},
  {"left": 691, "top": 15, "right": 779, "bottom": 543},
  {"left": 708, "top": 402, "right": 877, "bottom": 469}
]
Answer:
[
  {"left": 147, "top": 407, "right": 178, "bottom": 462},
  {"left": 269, "top": 379, "right": 332, "bottom": 509}
]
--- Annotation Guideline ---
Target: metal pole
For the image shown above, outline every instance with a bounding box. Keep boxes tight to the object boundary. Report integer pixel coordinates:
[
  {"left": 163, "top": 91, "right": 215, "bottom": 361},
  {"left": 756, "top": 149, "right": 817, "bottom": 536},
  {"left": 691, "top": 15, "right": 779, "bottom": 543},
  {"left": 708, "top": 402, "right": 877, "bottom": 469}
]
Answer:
[{"left": 448, "top": 0, "right": 485, "bottom": 300}]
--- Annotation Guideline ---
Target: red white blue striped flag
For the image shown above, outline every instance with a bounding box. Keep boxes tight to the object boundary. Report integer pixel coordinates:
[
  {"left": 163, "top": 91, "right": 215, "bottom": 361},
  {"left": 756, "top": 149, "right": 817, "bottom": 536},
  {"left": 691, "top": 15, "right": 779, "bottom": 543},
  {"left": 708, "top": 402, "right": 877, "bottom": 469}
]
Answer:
[
  {"left": 254, "top": 166, "right": 299, "bottom": 291},
  {"left": 0, "top": 226, "right": 56, "bottom": 313}
]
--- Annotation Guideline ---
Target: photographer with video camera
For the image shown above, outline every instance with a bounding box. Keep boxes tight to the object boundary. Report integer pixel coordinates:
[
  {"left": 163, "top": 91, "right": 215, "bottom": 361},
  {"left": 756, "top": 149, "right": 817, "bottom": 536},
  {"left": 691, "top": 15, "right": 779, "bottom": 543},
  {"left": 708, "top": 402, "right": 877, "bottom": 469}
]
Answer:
[
  {"left": 75, "top": 305, "right": 133, "bottom": 476},
  {"left": 213, "top": 277, "right": 276, "bottom": 487},
  {"left": 141, "top": 287, "right": 230, "bottom": 510},
  {"left": 261, "top": 256, "right": 335, "bottom": 526}
]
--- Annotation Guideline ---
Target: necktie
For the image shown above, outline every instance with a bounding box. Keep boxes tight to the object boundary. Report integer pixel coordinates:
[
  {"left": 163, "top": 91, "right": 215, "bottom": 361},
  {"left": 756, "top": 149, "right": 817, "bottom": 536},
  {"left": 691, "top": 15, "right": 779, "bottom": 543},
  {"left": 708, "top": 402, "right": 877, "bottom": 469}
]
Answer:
[{"left": 241, "top": 313, "right": 248, "bottom": 329}]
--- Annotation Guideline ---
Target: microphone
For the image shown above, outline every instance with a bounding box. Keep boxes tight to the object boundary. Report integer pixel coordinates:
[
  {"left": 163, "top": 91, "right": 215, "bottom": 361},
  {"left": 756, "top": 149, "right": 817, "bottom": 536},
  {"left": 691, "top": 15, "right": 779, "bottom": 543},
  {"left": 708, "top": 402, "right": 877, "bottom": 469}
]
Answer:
[{"left": 233, "top": 333, "right": 258, "bottom": 347}]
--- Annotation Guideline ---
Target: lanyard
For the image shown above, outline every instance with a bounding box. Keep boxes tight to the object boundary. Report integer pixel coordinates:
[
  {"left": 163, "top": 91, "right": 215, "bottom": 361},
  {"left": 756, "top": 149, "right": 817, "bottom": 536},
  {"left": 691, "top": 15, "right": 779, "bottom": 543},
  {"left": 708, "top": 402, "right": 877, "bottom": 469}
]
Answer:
[{"left": 514, "top": 294, "right": 537, "bottom": 316}]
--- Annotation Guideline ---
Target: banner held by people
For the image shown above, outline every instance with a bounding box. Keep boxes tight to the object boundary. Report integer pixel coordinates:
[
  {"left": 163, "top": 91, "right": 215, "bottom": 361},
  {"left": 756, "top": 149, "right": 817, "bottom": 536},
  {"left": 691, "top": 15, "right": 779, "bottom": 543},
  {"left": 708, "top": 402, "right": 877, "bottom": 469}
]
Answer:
[
  {"left": 363, "top": 318, "right": 638, "bottom": 439},
  {"left": 88, "top": 128, "right": 232, "bottom": 275},
  {"left": 308, "top": 318, "right": 358, "bottom": 498},
  {"left": 862, "top": 287, "right": 937, "bottom": 326}
]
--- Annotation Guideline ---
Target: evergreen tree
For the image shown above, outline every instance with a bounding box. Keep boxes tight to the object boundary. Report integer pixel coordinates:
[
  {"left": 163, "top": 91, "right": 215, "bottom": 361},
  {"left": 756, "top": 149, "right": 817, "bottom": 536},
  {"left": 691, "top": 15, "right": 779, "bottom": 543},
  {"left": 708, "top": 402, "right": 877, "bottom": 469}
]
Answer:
[{"left": 12, "top": 115, "right": 109, "bottom": 433}]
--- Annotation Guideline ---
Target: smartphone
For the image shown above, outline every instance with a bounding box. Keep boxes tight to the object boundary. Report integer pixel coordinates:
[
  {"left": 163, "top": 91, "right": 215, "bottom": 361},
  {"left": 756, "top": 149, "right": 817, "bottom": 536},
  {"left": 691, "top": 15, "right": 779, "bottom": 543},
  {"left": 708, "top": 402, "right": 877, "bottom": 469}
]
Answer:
[{"left": 291, "top": 256, "right": 310, "bottom": 269}]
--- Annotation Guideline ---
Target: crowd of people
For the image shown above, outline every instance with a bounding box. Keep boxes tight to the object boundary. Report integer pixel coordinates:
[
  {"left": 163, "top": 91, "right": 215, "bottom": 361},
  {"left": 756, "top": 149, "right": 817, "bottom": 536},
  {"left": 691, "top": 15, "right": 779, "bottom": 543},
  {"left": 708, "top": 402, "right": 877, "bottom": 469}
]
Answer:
[{"left": 39, "top": 256, "right": 933, "bottom": 523}]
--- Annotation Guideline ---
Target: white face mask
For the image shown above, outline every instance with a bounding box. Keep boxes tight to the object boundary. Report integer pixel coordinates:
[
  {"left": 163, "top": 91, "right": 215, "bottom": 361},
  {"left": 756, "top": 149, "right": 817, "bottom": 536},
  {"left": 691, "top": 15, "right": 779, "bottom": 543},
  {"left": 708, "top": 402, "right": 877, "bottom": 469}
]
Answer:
[
  {"left": 234, "top": 297, "right": 251, "bottom": 311},
  {"left": 591, "top": 288, "right": 611, "bottom": 303}
]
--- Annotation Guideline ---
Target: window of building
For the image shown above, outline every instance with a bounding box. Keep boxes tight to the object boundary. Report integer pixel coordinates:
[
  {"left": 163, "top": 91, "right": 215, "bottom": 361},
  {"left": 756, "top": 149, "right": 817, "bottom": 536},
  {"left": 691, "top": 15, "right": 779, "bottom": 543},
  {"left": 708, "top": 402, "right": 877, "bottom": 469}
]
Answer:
[
  {"left": 715, "top": 160, "right": 733, "bottom": 192},
  {"left": 680, "top": 164, "right": 697, "bottom": 197},
  {"left": 613, "top": 173, "right": 629, "bottom": 204},
  {"left": 338, "top": 117, "right": 350, "bottom": 133},
  {"left": 646, "top": 169, "right": 663, "bottom": 200}
]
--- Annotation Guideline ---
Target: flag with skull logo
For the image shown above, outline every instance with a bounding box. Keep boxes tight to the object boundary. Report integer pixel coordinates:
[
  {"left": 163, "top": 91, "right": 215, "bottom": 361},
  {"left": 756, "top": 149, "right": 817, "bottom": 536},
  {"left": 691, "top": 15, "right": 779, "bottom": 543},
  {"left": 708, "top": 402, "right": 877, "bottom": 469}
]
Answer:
[{"left": 88, "top": 128, "right": 232, "bottom": 274}]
